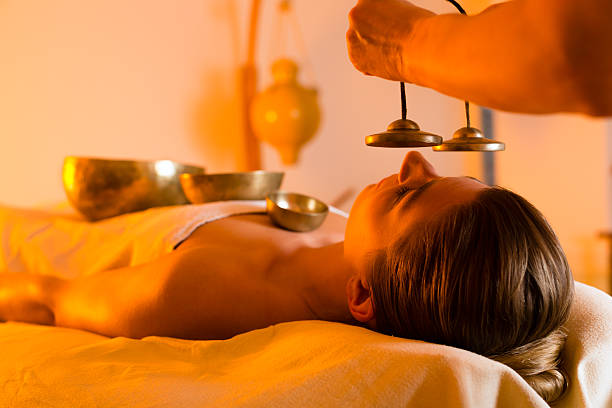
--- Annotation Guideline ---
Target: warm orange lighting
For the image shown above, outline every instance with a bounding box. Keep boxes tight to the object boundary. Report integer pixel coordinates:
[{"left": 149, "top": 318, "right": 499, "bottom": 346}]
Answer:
[
  {"left": 154, "top": 160, "right": 177, "bottom": 178},
  {"left": 264, "top": 110, "right": 278, "bottom": 123},
  {"left": 63, "top": 160, "right": 77, "bottom": 192}
]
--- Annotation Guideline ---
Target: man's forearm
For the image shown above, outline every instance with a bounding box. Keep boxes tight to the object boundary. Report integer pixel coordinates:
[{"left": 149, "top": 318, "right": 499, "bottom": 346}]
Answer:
[
  {"left": 401, "top": 0, "right": 611, "bottom": 115},
  {"left": 404, "top": 0, "right": 582, "bottom": 113}
]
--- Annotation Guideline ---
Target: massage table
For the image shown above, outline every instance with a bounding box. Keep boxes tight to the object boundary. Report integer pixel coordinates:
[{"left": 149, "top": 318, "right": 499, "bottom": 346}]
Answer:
[{"left": 0, "top": 204, "right": 610, "bottom": 407}]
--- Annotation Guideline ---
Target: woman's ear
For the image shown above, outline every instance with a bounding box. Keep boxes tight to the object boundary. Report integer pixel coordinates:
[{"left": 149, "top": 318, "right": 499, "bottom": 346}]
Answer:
[{"left": 346, "top": 274, "right": 376, "bottom": 326}]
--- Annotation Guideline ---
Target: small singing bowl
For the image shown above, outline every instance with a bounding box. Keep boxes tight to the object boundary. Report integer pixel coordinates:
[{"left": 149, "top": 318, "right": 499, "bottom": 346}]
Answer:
[
  {"left": 63, "top": 156, "right": 205, "bottom": 221},
  {"left": 180, "top": 171, "right": 284, "bottom": 204},
  {"left": 266, "top": 192, "right": 329, "bottom": 232}
]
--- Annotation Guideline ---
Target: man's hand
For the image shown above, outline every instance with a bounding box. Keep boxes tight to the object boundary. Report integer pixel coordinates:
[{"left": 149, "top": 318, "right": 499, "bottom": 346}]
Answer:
[
  {"left": 347, "top": 0, "right": 612, "bottom": 115},
  {"left": 346, "top": 0, "right": 434, "bottom": 82}
]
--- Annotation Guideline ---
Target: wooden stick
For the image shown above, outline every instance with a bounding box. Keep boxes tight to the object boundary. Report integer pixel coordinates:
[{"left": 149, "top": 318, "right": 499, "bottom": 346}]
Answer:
[{"left": 241, "top": 0, "right": 263, "bottom": 171}]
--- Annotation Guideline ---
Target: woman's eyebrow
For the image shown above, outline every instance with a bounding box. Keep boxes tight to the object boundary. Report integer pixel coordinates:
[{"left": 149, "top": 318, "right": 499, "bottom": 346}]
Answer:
[{"left": 400, "top": 179, "right": 442, "bottom": 209}]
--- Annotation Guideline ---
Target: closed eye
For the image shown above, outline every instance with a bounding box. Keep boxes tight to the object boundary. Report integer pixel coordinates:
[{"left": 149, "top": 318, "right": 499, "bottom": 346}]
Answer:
[
  {"left": 395, "top": 179, "right": 442, "bottom": 208},
  {"left": 395, "top": 184, "right": 413, "bottom": 197},
  {"left": 466, "top": 176, "right": 484, "bottom": 184},
  {"left": 391, "top": 184, "right": 414, "bottom": 206}
]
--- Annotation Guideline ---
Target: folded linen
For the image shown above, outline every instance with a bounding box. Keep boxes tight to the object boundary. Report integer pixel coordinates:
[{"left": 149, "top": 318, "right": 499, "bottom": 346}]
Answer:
[
  {"left": 561, "top": 282, "right": 612, "bottom": 408},
  {"left": 0, "top": 201, "right": 347, "bottom": 278}
]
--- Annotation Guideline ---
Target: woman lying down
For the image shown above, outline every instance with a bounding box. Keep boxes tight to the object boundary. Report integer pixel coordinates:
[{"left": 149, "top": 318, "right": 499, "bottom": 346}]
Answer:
[{"left": 0, "top": 151, "right": 573, "bottom": 404}]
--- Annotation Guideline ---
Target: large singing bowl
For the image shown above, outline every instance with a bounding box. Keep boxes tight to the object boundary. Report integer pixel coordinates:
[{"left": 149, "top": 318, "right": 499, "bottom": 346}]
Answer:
[
  {"left": 180, "top": 171, "right": 284, "bottom": 204},
  {"left": 63, "top": 156, "right": 205, "bottom": 221}
]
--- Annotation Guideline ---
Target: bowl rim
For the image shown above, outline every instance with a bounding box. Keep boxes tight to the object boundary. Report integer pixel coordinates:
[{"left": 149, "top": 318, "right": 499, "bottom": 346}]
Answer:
[
  {"left": 180, "top": 170, "right": 284, "bottom": 180},
  {"left": 63, "top": 156, "right": 205, "bottom": 170},
  {"left": 266, "top": 191, "right": 329, "bottom": 217}
]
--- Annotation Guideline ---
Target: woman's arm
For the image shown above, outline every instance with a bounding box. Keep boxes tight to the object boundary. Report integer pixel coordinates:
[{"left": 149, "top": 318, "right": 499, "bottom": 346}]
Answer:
[
  {"left": 52, "top": 247, "right": 264, "bottom": 340},
  {"left": 0, "top": 255, "right": 179, "bottom": 337},
  {"left": 1, "top": 246, "right": 287, "bottom": 340},
  {"left": 347, "top": 0, "right": 612, "bottom": 116},
  {"left": 0, "top": 249, "right": 221, "bottom": 339}
]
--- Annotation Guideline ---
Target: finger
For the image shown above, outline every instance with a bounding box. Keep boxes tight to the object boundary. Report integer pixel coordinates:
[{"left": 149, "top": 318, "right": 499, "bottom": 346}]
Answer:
[
  {"left": 346, "top": 43, "right": 370, "bottom": 74},
  {"left": 346, "top": 27, "right": 361, "bottom": 45},
  {"left": 346, "top": 29, "right": 365, "bottom": 63},
  {"left": 347, "top": 26, "right": 368, "bottom": 46},
  {"left": 348, "top": 5, "right": 357, "bottom": 26},
  {"left": 347, "top": 0, "right": 368, "bottom": 26}
]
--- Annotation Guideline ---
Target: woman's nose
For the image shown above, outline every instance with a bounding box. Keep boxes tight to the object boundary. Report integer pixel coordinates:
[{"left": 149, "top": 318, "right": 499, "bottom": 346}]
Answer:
[{"left": 398, "top": 151, "right": 440, "bottom": 183}]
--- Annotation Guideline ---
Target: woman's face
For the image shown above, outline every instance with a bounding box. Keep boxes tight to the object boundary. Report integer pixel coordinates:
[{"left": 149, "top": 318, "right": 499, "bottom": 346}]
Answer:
[{"left": 344, "top": 151, "right": 488, "bottom": 271}]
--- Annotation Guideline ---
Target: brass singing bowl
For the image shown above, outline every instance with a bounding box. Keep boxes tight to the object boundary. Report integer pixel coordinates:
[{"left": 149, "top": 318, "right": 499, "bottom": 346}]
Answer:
[
  {"left": 63, "top": 156, "right": 205, "bottom": 221},
  {"left": 180, "top": 171, "right": 284, "bottom": 204},
  {"left": 266, "top": 191, "right": 328, "bottom": 232}
]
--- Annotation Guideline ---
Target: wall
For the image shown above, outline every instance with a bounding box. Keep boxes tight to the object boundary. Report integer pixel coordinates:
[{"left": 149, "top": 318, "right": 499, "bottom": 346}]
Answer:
[
  {"left": 0, "top": 0, "right": 469, "bottom": 211},
  {"left": 0, "top": 0, "right": 246, "bottom": 206},
  {"left": 0, "top": 0, "right": 609, "bottom": 290},
  {"left": 495, "top": 114, "right": 610, "bottom": 291}
]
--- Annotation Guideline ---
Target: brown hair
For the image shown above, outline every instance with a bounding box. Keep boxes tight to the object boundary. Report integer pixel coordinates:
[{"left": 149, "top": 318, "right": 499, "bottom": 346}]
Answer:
[{"left": 368, "top": 187, "right": 574, "bottom": 403}]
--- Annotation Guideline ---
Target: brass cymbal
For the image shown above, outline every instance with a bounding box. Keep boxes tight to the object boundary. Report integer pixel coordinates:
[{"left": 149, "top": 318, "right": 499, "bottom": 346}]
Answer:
[
  {"left": 433, "top": 127, "right": 505, "bottom": 152},
  {"left": 366, "top": 119, "right": 443, "bottom": 148}
]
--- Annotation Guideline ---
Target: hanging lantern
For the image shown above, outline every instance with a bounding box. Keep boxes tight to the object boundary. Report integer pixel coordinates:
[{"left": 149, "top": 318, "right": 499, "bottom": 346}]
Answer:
[
  {"left": 248, "top": 0, "right": 320, "bottom": 166},
  {"left": 250, "top": 58, "right": 320, "bottom": 165}
]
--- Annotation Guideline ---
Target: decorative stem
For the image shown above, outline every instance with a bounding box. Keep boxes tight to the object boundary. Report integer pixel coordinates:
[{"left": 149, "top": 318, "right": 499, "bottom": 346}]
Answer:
[
  {"left": 400, "top": 82, "right": 407, "bottom": 121},
  {"left": 243, "top": 0, "right": 263, "bottom": 171},
  {"left": 446, "top": 0, "right": 471, "bottom": 128}
]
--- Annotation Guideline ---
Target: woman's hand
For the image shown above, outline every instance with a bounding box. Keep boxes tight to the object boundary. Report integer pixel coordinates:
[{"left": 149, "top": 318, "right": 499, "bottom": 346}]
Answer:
[{"left": 346, "top": 0, "right": 435, "bottom": 82}]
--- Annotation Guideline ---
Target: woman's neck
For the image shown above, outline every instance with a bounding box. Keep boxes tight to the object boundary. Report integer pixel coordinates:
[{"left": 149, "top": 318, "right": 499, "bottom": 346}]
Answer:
[{"left": 278, "top": 242, "right": 358, "bottom": 325}]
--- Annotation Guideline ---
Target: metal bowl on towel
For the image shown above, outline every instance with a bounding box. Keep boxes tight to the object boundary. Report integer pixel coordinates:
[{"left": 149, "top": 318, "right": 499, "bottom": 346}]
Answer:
[
  {"left": 266, "top": 191, "right": 328, "bottom": 232},
  {"left": 63, "top": 156, "right": 205, "bottom": 221},
  {"left": 180, "top": 171, "right": 284, "bottom": 204}
]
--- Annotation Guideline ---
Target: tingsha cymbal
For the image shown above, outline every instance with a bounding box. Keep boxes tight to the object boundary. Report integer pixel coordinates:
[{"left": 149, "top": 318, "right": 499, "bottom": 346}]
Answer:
[
  {"left": 366, "top": 119, "right": 443, "bottom": 148},
  {"left": 433, "top": 126, "right": 505, "bottom": 152}
]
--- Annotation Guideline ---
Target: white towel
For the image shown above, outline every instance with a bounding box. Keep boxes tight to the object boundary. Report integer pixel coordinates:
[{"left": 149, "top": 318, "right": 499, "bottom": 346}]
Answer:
[
  {"left": 560, "top": 282, "right": 612, "bottom": 408},
  {"left": 0, "top": 202, "right": 271, "bottom": 277},
  {"left": 0, "top": 319, "right": 548, "bottom": 408},
  {"left": 0, "top": 201, "right": 348, "bottom": 278}
]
